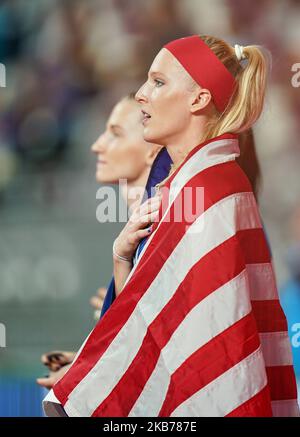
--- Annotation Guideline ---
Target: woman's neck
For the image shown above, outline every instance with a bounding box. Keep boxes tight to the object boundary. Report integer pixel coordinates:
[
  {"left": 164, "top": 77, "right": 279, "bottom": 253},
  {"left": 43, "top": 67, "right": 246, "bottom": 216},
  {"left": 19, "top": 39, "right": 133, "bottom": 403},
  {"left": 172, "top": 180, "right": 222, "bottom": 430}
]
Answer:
[{"left": 165, "top": 117, "right": 208, "bottom": 167}]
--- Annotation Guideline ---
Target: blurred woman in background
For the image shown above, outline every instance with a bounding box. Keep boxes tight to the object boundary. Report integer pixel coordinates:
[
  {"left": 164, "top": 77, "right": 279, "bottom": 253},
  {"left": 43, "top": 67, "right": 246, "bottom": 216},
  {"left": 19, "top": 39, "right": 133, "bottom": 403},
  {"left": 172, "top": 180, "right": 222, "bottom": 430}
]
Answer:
[{"left": 37, "top": 93, "right": 169, "bottom": 389}]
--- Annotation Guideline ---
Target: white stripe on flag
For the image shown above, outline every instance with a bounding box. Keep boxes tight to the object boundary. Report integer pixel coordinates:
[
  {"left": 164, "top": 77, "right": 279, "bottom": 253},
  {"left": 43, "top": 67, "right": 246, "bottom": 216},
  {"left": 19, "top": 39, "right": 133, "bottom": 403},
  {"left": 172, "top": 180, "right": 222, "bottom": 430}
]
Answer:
[
  {"left": 128, "top": 270, "right": 252, "bottom": 416},
  {"left": 271, "top": 399, "right": 300, "bottom": 417},
  {"left": 247, "top": 263, "right": 278, "bottom": 301},
  {"left": 64, "top": 192, "right": 260, "bottom": 416},
  {"left": 170, "top": 347, "right": 267, "bottom": 417},
  {"left": 259, "top": 331, "right": 293, "bottom": 367}
]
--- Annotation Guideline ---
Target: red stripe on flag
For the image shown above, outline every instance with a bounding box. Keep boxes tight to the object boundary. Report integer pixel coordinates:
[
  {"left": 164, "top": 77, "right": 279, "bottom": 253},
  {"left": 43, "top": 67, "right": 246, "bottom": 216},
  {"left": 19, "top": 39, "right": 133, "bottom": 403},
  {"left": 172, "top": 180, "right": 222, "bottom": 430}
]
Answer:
[
  {"left": 251, "top": 300, "right": 288, "bottom": 333},
  {"left": 226, "top": 385, "right": 272, "bottom": 417},
  {"left": 266, "top": 366, "right": 298, "bottom": 401},
  {"left": 159, "top": 314, "right": 263, "bottom": 417},
  {"left": 237, "top": 228, "right": 271, "bottom": 264}
]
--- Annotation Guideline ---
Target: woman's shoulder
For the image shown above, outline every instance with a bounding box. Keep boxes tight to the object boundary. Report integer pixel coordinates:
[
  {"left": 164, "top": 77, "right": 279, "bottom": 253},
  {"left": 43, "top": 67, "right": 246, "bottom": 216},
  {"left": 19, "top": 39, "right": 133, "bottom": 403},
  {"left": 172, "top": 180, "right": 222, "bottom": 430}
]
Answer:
[{"left": 193, "top": 159, "right": 253, "bottom": 197}]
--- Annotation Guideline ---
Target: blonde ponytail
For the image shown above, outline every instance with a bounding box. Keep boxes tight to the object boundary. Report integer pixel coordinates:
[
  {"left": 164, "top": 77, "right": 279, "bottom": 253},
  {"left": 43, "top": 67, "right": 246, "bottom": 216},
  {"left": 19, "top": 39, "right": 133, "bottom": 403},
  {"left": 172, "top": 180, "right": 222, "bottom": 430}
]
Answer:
[{"left": 199, "top": 34, "right": 271, "bottom": 139}]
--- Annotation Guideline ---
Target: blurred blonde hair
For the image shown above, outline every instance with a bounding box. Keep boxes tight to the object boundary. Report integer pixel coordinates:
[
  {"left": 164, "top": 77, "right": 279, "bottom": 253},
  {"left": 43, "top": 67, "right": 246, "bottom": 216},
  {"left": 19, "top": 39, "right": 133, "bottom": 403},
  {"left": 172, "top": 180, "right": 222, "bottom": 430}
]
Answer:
[{"left": 158, "top": 34, "right": 270, "bottom": 189}]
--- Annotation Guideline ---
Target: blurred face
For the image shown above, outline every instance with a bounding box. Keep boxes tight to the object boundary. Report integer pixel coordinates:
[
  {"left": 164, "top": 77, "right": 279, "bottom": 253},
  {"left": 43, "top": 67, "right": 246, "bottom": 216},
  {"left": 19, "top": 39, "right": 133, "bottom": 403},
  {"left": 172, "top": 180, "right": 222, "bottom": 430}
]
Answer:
[
  {"left": 91, "top": 99, "right": 151, "bottom": 184},
  {"left": 135, "top": 48, "right": 196, "bottom": 146}
]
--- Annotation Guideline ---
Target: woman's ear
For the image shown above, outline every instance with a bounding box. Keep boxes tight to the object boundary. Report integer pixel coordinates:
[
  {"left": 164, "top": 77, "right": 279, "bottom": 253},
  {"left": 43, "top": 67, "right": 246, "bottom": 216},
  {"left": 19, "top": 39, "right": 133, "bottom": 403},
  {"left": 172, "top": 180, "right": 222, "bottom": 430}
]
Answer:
[
  {"left": 190, "top": 88, "right": 212, "bottom": 114},
  {"left": 145, "top": 144, "right": 163, "bottom": 166}
]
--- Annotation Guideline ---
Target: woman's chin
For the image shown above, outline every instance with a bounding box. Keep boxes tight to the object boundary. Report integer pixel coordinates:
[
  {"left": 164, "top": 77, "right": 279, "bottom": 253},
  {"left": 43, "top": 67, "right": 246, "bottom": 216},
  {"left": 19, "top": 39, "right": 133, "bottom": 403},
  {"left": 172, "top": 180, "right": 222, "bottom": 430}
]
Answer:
[
  {"left": 143, "top": 128, "right": 162, "bottom": 145},
  {"left": 96, "top": 171, "right": 121, "bottom": 185},
  {"left": 95, "top": 172, "right": 109, "bottom": 183}
]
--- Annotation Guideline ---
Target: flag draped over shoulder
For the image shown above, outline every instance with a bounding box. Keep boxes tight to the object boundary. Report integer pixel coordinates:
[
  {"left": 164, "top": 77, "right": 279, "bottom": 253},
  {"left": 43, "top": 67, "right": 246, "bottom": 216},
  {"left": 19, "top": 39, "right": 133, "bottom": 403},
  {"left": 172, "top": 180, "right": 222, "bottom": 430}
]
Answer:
[{"left": 43, "top": 133, "right": 299, "bottom": 417}]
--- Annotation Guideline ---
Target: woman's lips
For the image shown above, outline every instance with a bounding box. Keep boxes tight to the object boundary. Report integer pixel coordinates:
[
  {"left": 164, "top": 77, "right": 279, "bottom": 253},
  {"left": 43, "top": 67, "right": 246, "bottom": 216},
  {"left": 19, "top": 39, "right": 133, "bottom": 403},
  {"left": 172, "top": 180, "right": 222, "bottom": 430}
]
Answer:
[
  {"left": 141, "top": 110, "right": 151, "bottom": 125},
  {"left": 142, "top": 117, "right": 151, "bottom": 126}
]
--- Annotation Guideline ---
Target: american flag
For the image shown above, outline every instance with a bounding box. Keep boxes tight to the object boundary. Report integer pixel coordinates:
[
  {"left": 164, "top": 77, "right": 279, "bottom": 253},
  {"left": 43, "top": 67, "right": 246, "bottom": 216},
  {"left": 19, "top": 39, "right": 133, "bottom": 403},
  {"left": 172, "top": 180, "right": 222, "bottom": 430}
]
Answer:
[{"left": 44, "top": 133, "right": 299, "bottom": 417}]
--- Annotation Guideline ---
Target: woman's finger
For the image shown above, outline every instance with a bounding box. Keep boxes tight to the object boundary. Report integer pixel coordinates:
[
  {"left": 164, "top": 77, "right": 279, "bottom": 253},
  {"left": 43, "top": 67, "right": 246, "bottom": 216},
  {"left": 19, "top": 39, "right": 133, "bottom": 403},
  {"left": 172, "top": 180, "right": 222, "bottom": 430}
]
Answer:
[
  {"left": 129, "top": 209, "right": 160, "bottom": 231},
  {"left": 90, "top": 296, "right": 104, "bottom": 310},
  {"left": 140, "top": 210, "right": 160, "bottom": 224},
  {"left": 127, "top": 227, "right": 153, "bottom": 246},
  {"left": 97, "top": 287, "right": 107, "bottom": 299},
  {"left": 130, "top": 196, "right": 160, "bottom": 223},
  {"left": 135, "top": 227, "right": 153, "bottom": 240},
  {"left": 48, "top": 362, "right": 62, "bottom": 372},
  {"left": 138, "top": 196, "right": 161, "bottom": 217},
  {"left": 41, "top": 351, "right": 63, "bottom": 366},
  {"left": 36, "top": 376, "right": 54, "bottom": 389}
]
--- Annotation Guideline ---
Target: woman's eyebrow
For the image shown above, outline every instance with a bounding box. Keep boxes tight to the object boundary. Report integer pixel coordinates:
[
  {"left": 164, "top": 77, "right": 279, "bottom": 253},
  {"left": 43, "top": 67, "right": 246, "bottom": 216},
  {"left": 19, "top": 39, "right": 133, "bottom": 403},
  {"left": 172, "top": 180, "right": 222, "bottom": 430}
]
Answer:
[{"left": 108, "top": 124, "right": 124, "bottom": 133}]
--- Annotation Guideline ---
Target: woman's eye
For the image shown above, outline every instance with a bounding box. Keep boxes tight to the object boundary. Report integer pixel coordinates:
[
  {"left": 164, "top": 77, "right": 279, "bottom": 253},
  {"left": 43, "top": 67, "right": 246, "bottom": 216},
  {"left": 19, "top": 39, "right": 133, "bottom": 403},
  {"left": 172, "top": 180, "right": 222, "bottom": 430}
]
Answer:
[
  {"left": 154, "top": 79, "right": 164, "bottom": 87},
  {"left": 110, "top": 130, "right": 121, "bottom": 138}
]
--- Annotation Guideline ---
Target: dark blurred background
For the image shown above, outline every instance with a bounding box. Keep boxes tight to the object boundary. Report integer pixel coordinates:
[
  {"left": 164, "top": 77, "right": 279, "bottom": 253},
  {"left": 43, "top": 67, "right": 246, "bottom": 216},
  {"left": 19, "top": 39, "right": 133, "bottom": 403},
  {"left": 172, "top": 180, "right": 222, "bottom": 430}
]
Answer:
[{"left": 0, "top": 0, "right": 299, "bottom": 416}]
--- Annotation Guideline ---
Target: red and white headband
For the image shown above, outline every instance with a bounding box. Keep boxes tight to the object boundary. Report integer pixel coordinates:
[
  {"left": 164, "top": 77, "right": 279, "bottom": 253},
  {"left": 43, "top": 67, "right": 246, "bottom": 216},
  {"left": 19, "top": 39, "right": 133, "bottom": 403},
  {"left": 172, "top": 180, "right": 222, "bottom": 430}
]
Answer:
[{"left": 164, "top": 35, "right": 237, "bottom": 113}]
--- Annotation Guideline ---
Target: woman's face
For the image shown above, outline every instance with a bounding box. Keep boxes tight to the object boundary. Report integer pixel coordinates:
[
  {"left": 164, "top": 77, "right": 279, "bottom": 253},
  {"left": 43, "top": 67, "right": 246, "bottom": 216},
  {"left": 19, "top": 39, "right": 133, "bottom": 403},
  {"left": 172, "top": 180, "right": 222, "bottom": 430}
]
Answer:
[
  {"left": 135, "top": 48, "right": 196, "bottom": 146},
  {"left": 91, "top": 99, "right": 151, "bottom": 184}
]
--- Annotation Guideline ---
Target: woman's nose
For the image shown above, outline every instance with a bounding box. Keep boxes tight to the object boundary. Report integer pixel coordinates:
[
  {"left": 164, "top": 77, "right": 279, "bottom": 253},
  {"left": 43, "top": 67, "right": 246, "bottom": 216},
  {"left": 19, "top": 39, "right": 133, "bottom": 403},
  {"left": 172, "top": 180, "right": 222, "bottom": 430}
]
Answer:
[
  {"left": 91, "top": 133, "right": 106, "bottom": 154},
  {"left": 135, "top": 83, "right": 148, "bottom": 104}
]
